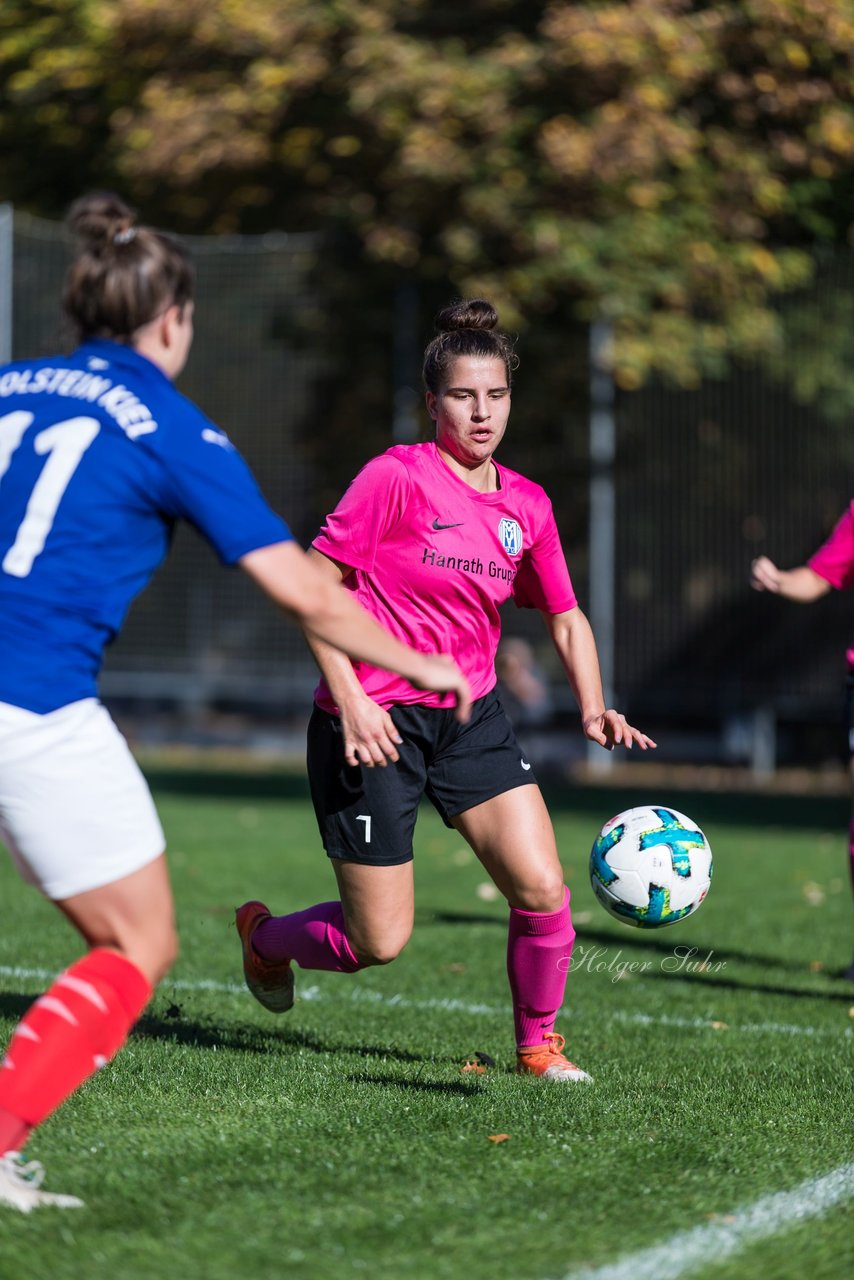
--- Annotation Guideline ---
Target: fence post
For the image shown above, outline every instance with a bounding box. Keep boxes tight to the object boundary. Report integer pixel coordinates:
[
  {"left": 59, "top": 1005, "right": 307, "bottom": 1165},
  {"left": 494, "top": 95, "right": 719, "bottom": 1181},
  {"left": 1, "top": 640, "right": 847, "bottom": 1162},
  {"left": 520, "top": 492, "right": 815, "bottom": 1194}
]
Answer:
[
  {"left": 587, "top": 320, "right": 616, "bottom": 773},
  {"left": 392, "top": 280, "right": 419, "bottom": 443},
  {"left": 0, "top": 204, "right": 12, "bottom": 363},
  {"left": 750, "top": 704, "right": 777, "bottom": 779}
]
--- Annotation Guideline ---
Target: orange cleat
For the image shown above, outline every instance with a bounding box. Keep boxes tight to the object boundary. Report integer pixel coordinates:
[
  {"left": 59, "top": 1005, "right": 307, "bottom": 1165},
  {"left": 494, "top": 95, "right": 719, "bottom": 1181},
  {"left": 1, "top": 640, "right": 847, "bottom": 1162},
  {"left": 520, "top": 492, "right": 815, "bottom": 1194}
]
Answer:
[
  {"left": 516, "top": 1032, "right": 592, "bottom": 1083},
  {"left": 235, "top": 900, "right": 295, "bottom": 1014}
]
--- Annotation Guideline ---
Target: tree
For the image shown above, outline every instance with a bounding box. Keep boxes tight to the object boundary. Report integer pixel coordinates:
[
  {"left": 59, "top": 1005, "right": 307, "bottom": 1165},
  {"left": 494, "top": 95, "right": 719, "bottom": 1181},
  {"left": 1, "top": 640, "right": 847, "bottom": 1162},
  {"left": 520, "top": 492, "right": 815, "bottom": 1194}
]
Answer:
[{"left": 1, "top": 0, "right": 851, "bottom": 399}]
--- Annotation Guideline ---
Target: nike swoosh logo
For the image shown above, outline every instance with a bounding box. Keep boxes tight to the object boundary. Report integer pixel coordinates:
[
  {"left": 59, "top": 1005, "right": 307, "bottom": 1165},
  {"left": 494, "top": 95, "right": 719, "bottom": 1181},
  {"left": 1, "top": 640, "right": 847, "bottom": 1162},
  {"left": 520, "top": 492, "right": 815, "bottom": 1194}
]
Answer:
[
  {"left": 432, "top": 518, "right": 464, "bottom": 530},
  {"left": 520, "top": 759, "right": 531, "bottom": 771}
]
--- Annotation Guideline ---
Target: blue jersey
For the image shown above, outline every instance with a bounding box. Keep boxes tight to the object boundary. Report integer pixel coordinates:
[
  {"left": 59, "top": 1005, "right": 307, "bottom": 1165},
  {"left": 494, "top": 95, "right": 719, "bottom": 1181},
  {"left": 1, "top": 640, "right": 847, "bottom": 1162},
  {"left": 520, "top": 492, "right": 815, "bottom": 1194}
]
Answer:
[{"left": 0, "top": 339, "right": 293, "bottom": 713}]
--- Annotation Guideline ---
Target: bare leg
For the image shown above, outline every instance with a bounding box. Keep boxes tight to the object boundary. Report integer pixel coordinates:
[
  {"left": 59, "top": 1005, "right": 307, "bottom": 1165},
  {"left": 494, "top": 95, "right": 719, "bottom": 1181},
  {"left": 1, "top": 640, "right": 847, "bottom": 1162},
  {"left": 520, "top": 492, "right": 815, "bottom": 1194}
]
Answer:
[
  {"left": 56, "top": 853, "right": 178, "bottom": 985},
  {"left": 452, "top": 785, "right": 587, "bottom": 1077},
  {"left": 332, "top": 861, "right": 415, "bottom": 965},
  {"left": 0, "top": 856, "right": 173, "bottom": 1164},
  {"left": 242, "top": 862, "right": 414, "bottom": 979},
  {"left": 451, "top": 784, "right": 564, "bottom": 911}
]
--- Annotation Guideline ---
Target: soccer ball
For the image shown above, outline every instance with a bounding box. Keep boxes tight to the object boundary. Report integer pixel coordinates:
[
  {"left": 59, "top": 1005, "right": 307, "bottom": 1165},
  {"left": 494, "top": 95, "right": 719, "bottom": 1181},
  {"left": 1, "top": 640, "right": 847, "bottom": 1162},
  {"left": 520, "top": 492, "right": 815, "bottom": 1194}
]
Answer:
[{"left": 589, "top": 805, "right": 712, "bottom": 928}]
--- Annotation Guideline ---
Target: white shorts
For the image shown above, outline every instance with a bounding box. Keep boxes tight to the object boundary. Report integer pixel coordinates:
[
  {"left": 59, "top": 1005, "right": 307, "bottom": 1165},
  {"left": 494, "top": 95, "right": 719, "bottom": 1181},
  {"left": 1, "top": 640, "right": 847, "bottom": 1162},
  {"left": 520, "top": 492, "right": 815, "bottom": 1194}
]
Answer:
[{"left": 0, "top": 698, "right": 165, "bottom": 900}]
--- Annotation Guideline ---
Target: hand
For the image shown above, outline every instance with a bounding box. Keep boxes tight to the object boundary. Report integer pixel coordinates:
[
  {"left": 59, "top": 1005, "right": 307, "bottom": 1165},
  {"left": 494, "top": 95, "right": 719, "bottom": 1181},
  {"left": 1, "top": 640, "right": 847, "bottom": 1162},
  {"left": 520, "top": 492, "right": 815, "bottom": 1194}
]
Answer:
[
  {"left": 750, "top": 555, "right": 781, "bottom": 593},
  {"left": 582, "top": 710, "right": 657, "bottom": 751},
  {"left": 340, "top": 698, "right": 405, "bottom": 768},
  {"left": 410, "top": 655, "right": 472, "bottom": 723}
]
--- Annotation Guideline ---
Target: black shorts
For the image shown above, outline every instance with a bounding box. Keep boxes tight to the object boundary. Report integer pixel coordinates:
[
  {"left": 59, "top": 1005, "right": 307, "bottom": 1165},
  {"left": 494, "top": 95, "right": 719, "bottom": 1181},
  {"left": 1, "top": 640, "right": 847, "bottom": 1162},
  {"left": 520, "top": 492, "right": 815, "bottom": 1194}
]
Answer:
[
  {"left": 307, "top": 690, "right": 538, "bottom": 866},
  {"left": 844, "top": 671, "right": 854, "bottom": 759}
]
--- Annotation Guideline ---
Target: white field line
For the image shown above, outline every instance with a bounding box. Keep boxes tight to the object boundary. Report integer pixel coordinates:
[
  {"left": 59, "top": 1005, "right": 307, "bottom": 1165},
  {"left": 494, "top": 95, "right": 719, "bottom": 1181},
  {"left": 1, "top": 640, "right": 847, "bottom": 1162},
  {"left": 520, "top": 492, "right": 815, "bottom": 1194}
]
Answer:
[
  {"left": 0, "top": 965, "right": 850, "bottom": 1040},
  {"left": 557, "top": 1161, "right": 854, "bottom": 1280}
]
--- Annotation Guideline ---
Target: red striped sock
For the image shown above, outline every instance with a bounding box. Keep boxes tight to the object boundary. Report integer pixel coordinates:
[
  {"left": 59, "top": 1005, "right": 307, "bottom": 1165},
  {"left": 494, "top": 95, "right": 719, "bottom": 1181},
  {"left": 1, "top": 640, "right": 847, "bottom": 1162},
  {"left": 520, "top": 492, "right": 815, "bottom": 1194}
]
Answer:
[
  {"left": 0, "top": 1108, "right": 30, "bottom": 1156},
  {"left": 0, "top": 948, "right": 151, "bottom": 1142}
]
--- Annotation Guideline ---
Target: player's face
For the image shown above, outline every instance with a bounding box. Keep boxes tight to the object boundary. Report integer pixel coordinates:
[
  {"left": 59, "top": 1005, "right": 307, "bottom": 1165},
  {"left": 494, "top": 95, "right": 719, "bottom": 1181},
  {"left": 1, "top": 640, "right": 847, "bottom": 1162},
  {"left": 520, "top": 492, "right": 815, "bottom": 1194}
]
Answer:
[{"left": 426, "top": 356, "right": 511, "bottom": 470}]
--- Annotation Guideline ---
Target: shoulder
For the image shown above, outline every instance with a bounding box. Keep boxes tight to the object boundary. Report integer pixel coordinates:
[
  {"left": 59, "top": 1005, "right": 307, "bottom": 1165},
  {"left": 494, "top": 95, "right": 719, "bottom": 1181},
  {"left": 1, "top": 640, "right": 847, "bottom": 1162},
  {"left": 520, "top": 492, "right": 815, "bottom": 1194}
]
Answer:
[
  {"left": 824, "top": 501, "right": 854, "bottom": 546},
  {"left": 157, "top": 384, "right": 218, "bottom": 432},
  {"left": 144, "top": 384, "right": 234, "bottom": 453},
  {"left": 350, "top": 445, "right": 418, "bottom": 489},
  {"left": 498, "top": 463, "right": 552, "bottom": 508},
  {"left": 381, "top": 441, "right": 457, "bottom": 489},
  {"left": 384, "top": 443, "right": 432, "bottom": 473}
]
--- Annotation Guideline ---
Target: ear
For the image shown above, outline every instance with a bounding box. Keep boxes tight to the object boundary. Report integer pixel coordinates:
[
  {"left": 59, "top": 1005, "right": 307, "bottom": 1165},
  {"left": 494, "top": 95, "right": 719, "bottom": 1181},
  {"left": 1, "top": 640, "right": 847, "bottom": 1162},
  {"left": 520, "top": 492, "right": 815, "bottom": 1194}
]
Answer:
[
  {"left": 159, "top": 304, "right": 181, "bottom": 349},
  {"left": 425, "top": 390, "right": 438, "bottom": 422}
]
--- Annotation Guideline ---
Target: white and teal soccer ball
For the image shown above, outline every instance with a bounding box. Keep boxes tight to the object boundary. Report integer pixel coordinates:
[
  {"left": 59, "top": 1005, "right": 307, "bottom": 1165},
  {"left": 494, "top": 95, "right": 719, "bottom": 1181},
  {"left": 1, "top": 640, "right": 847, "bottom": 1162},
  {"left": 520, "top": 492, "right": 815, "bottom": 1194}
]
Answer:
[{"left": 589, "top": 805, "right": 712, "bottom": 928}]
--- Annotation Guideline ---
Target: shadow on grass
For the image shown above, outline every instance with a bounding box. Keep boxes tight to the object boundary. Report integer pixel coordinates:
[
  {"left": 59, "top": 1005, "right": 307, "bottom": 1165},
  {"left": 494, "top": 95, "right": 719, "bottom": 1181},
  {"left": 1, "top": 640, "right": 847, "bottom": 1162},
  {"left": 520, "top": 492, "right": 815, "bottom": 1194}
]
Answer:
[
  {"left": 425, "top": 912, "right": 837, "bottom": 978},
  {"left": 132, "top": 1008, "right": 429, "bottom": 1064},
  {"left": 424, "top": 910, "right": 506, "bottom": 929},
  {"left": 573, "top": 925, "right": 836, "bottom": 975},
  {"left": 0, "top": 993, "right": 36, "bottom": 1021},
  {"left": 0, "top": 991, "right": 433, "bottom": 1062},
  {"left": 345, "top": 1072, "right": 482, "bottom": 1096},
  {"left": 639, "top": 968, "right": 854, "bottom": 1003}
]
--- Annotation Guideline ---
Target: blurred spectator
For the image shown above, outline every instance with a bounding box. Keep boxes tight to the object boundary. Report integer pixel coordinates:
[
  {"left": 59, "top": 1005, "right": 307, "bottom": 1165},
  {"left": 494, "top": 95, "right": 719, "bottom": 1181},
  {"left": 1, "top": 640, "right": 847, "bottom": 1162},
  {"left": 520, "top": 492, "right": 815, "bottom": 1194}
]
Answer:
[{"left": 496, "top": 637, "right": 553, "bottom": 728}]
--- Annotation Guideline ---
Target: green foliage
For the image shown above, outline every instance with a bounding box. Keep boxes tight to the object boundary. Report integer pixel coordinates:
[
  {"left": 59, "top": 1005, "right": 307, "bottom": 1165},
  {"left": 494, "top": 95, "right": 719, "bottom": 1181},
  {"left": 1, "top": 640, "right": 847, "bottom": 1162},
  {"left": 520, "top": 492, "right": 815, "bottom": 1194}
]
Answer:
[{"left": 0, "top": 1, "right": 851, "bottom": 400}]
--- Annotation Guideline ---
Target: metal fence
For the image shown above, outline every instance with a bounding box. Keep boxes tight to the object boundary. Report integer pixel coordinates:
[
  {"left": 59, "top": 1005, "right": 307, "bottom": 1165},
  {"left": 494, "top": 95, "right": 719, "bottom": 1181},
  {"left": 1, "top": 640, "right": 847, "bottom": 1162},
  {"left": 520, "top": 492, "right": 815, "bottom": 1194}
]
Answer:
[
  {"left": 6, "top": 208, "right": 326, "bottom": 716},
  {"left": 612, "top": 349, "right": 854, "bottom": 768},
  {"left": 4, "top": 207, "right": 853, "bottom": 765}
]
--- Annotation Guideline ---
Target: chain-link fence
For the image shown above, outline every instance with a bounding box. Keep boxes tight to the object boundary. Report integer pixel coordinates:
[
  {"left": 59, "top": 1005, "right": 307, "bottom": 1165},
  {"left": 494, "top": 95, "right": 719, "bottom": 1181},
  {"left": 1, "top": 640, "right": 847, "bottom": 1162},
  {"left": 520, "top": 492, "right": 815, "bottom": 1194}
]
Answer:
[
  {"left": 4, "top": 208, "right": 854, "bottom": 764},
  {"left": 7, "top": 208, "right": 326, "bottom": 718}
]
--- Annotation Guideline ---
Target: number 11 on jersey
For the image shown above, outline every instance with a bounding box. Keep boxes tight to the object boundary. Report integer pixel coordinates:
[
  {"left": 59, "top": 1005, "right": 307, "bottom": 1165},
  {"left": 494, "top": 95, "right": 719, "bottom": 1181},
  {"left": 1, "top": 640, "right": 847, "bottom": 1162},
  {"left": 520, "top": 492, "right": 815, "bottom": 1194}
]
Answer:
[{"left": 0, "top": 411, "right": 101, "bottom": 578}]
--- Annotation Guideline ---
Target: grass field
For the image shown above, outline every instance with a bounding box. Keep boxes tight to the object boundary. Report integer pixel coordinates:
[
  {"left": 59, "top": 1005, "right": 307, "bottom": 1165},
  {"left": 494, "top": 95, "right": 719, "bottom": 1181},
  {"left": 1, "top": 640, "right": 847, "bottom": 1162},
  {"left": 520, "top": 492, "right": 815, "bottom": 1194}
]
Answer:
[{"left": 0, "top": 765, "right": 852, "bottom": 1279}]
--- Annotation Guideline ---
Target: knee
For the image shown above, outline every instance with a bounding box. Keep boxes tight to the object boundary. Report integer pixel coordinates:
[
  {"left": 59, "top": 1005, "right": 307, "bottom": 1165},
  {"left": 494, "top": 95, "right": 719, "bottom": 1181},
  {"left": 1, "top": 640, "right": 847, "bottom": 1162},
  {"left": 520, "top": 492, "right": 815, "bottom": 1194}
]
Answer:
[
  {"left": 123, "top": 922, "right": 179, "bottom": 987},
  {"left": 152, "top": 925, "right": 179, "bottom": 983},
  {"left": 512, "top": 873, "right": 567, "bottom": 915},
  {"left": 349, "top": 931, "right": 410, "bottom": 967}
]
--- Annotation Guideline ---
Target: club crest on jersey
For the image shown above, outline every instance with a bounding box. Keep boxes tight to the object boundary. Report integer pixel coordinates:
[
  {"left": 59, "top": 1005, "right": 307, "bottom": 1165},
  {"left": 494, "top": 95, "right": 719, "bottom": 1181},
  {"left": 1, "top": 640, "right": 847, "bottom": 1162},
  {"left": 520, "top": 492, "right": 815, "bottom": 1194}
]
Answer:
[{"left": 498, "top": 517, "right": 523, "bottom": 556}]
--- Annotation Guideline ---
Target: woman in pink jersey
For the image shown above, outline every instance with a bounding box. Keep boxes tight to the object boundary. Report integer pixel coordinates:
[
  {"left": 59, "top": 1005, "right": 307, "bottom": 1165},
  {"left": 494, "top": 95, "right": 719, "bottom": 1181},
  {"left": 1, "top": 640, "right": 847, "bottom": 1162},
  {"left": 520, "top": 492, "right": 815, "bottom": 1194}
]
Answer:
[
  {"left": 752, "top": 503, "right": 854, "bottom": 980},
  {"left": 237, "top": 299, "right": 656, "bottom": 1081}
]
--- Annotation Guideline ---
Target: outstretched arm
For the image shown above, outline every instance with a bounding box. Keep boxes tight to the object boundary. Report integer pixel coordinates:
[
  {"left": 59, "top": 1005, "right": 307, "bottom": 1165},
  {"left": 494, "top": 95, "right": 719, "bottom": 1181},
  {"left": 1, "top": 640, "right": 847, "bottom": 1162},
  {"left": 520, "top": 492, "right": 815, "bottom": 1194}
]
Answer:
[
  {"left": 542, "top": 607, "right": 656, "bottom": 751},
  {"left": 750, "top": 555, "right": 831, "bottom": 602},
  {"left": 302, "top": 548, "right": 409, "bottom": 768},
  {"left": 239, "top": 541, "right": 471, "bottom": 723}
]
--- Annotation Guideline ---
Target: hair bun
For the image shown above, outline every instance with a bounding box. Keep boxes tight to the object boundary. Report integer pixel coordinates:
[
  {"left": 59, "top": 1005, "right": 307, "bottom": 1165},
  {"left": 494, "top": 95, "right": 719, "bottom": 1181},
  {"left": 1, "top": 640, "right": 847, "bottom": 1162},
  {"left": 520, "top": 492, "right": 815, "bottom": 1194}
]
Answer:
[
  {"left": 66, "top": 191, "right": 138, "bottom": 253},
  {"left": 434, "top": 299, "right": 498, "bottom": 334}
]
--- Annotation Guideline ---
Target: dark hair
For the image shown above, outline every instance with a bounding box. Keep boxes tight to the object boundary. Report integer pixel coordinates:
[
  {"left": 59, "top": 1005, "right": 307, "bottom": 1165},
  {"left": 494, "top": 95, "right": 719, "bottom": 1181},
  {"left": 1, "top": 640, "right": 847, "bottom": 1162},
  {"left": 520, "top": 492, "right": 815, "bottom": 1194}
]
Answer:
[
  {"left": 422, "top": 299, "right": 518, "bottom": 393},
  {"left": 62, "top": 192, "right": 195, "bottom": 341}
]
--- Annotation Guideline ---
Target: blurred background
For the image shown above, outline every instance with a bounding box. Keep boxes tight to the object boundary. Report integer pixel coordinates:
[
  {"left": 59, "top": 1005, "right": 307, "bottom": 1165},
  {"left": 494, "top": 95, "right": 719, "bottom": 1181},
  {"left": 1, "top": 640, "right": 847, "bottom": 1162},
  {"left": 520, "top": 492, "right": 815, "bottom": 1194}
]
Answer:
[{"left": 1, "top": 0, "right": 852, "bottom": 778}]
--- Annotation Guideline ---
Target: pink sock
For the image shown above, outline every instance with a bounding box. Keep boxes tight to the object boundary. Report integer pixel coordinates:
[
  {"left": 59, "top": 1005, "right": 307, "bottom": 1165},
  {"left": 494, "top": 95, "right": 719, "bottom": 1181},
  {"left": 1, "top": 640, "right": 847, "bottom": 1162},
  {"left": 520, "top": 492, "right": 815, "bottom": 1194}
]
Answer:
[
  {"left": 252, "top": 902, "right": 364, "bottom": 973},
  {"left": 507, "top": 886, "right": 574, "bottom": 1048}
]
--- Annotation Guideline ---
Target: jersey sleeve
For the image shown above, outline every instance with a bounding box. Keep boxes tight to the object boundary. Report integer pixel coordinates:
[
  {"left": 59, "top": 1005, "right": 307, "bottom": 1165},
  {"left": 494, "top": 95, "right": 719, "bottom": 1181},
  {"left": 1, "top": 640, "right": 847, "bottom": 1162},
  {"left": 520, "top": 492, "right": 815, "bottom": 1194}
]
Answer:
[
  {"left": 154, "top": 407, "right": 292, "bottom": 563},
  {"left": 512, "top": 500, "right": 578, "bottom": 613},
  {"left": 807, "top": 501, "right": 854, "bottom": 590},
  {"left": 312, "top": 453, "right": 411, "bottom": 571}
]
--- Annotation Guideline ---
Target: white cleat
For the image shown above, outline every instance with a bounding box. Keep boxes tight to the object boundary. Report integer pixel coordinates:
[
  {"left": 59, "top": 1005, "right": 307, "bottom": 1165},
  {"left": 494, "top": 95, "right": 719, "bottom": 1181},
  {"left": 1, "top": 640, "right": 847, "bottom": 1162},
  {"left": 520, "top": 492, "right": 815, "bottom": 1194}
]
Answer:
[
  {"left": 538, "top": 1061, "right": 593, "bottom": 1083},
  {"left": 515, "top": 1032, "right": 593, "bottom": 1083},
  {"left": 0, "top": 1152, "right": 84, "bottom": 1213}
]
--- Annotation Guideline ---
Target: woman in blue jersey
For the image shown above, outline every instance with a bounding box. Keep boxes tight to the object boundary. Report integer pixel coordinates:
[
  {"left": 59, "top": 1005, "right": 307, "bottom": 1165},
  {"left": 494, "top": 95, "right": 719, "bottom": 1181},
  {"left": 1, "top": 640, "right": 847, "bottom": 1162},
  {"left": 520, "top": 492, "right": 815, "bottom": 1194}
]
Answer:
[{"left": 0, "top": 192, "right": 470, "bottom": 1213}]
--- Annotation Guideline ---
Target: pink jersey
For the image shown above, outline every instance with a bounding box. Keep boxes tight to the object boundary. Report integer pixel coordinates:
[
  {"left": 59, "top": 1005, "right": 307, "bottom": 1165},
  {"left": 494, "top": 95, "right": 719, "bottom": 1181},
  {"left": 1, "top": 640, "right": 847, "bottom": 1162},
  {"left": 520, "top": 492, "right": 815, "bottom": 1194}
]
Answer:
[
  {"left": 808, "top": 500, "right": 854, "bottom": 667},
  {"left": 312, "top": 442, "right": 577, "bottom": 711}
]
